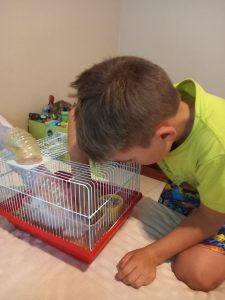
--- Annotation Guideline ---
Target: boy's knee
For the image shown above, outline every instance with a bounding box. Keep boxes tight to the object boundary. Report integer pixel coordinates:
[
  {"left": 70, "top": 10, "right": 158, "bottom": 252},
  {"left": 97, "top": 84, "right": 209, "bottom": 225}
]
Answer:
[{"left": 173, "top": 260, "right": 220, "bottom": 292}]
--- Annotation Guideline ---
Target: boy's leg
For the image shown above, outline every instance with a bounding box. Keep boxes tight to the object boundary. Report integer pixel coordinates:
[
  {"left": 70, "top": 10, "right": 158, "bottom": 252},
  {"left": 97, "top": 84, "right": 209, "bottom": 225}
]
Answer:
[
  {"left": 158, "top": 180, "right": 200, "bottom": 216},
  {"left": 159, "top": 181, "right": 225, "bottom": 291},
  {"left": 172, "top": 245, "right": 225, "bottom": 292}
]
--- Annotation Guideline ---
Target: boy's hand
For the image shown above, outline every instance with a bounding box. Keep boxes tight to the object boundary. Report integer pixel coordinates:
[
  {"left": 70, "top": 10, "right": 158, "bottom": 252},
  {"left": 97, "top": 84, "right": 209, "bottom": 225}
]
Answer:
[
  {"left": 115, "top": 203, "right": 225, "bottom": 290},
  {"left": 115, "top": 246, "right": 157, "bottom": 289}
]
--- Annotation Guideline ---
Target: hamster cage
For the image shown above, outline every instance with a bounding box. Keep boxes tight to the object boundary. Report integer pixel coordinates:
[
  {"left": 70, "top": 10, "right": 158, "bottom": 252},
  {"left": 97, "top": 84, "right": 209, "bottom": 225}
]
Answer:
[{"left": 0, "top": 133, "right": 142, "bottom": 263}]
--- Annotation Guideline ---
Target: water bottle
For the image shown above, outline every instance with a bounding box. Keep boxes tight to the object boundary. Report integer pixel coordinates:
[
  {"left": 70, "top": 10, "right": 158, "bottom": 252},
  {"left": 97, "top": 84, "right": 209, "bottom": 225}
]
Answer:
[{"left": 5, "top": 127, "right": 42, "bottom": 165}]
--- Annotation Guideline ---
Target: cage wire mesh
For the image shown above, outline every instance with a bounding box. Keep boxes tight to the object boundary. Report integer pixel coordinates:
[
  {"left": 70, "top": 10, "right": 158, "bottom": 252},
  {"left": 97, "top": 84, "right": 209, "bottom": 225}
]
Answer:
[{"left": 0, "top": 132, "right": 141, "bottom": 259}]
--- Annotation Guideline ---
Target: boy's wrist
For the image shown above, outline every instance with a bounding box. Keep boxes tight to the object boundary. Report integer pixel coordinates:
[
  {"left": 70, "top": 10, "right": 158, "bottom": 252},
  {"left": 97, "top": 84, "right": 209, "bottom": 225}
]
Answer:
[
  {"left": 143, "top": 204, "right": 225, "bottom": 266},
  {"left": 144, "top": 243, "right": 165, "bottom": 266}
]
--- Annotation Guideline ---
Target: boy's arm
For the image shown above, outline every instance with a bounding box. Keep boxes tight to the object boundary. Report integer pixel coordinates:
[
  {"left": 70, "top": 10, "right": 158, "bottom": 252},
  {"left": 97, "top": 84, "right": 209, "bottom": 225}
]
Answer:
[
  {"left": 68, "top": 106, "right": 89, "bottom": 164},
  {"left": 116, "top": 203, "right": 225, "bottom": 288},
  {"left": 148, "top": 203, "right": 225, "bottom": 263}
]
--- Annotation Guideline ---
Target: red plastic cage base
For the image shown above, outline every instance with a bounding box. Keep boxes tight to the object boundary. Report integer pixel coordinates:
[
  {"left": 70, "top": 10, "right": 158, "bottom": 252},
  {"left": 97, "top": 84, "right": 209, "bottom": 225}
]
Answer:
[{"left": 0, "top": 192, "right": 142, "bottom": 263}]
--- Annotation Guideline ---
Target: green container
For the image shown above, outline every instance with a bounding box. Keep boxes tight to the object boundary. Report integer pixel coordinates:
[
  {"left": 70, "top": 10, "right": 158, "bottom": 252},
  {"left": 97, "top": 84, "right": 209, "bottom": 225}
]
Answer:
[
  {"left": 28, "top": 120, "right": 69, "bottom": 160},
  {"left": 61, "top": 111, "right": 69, "bottom": 123},
  {"left": 28, "top": 120, "right": 67, "bottom": 139}
]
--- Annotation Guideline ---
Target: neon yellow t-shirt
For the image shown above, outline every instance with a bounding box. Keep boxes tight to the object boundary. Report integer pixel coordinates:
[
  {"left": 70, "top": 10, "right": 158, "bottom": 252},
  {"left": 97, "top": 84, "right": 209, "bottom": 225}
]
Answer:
[{"left": 158, "top": 79, "right": 225, "bottom": 213}]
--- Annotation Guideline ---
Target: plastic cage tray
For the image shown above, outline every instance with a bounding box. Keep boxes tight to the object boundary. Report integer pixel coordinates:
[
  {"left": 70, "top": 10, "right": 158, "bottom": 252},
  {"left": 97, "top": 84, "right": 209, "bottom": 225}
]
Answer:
[{"left": 0, "top": 133, "right": 142, "bottom": 263}]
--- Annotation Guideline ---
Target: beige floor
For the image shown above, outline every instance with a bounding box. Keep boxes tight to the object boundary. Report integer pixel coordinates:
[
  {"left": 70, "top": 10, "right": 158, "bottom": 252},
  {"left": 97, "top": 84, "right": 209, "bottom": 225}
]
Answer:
[{"left": 140, "top": 174, "right": 166, "bottom": 201}]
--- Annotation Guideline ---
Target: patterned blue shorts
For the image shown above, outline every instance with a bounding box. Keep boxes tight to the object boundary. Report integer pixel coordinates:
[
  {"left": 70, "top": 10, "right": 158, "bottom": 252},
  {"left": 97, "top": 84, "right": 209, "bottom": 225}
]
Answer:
[{"left": 159, "top": 180, "right": 225, "bottom": 254}]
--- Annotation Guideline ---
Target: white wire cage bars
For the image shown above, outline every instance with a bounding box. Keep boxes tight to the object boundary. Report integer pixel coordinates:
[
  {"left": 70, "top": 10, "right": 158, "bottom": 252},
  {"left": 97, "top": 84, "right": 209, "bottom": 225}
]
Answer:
[{"left": 0, "top": 133, "right": 142, "bottom": 260}]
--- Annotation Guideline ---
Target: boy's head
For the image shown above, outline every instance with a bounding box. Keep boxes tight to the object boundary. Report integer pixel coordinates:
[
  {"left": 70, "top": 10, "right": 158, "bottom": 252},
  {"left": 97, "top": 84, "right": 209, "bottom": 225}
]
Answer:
[{"left": 71, "top": 56, "right": 180, "bottom": 163}]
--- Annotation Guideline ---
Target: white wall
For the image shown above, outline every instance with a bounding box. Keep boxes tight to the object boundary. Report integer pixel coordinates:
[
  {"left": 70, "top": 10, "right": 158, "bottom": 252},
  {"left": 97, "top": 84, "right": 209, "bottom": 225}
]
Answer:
[
  {"left": 1, "top": 0, "right": 225, "bottom": 130},
  {"left": 119, "top": 0, "right": 225, "bottom": 97},
  {"left": 0, "top": 0, "right": 119, "bottom": 128}
]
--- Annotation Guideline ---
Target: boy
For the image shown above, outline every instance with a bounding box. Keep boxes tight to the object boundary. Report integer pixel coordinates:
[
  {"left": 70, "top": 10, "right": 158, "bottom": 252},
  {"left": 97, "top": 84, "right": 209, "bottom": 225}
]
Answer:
[{"left": 68, "top": 56, "right": 225, "bottom": 291}]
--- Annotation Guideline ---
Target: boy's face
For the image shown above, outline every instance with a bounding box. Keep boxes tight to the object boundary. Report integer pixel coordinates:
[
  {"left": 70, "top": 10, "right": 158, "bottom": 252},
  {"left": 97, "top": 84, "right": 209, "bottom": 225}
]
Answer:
[{"left": 112, "top": 129, "right": 175, "bottom": 165}]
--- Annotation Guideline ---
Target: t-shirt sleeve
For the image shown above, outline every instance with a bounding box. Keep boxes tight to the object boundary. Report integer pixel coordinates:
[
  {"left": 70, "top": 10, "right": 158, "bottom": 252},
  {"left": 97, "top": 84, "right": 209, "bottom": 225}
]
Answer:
[{"left": 196, "top": 155, "right": 225, "bottom": 213}]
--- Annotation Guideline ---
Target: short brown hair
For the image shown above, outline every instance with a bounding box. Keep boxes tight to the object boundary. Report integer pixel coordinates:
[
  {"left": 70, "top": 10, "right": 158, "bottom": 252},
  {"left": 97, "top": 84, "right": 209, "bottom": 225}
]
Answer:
[{"left": 71, "top": 56, "right": 180, "bottom": 162}]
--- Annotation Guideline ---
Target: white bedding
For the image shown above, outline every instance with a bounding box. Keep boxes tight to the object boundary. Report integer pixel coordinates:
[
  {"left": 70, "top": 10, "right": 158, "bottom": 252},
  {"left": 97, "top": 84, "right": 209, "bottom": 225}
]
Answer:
[{"left": 0, "top": 180, "right": 225, "bottom": 300}]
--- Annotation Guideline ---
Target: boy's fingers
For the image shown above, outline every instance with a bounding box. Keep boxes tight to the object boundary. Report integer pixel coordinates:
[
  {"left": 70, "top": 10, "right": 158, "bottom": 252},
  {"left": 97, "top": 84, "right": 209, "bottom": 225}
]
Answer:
[
  {"left": 122, "top": 267, "right": 140, "bottom": 286},
  {"left": 132, "top": 272, "right": 156, "bottom": 289},
  {"left": 115, "top": 258, "right": 136, "bottom": 281},
  {"left": 116, "top": 252, "right": 133, "bottom": 270},
  {"left": 132, "top": 275, "right": 145, "bottom": 289},
  {"left": 115, "top": 263, "right": 135, "bottom": 281}
]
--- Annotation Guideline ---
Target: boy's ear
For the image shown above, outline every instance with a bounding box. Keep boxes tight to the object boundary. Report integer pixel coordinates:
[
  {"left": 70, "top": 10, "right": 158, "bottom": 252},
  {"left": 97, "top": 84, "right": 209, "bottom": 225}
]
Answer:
[{"left": 155, "top": 126, "right": 177, "bottom": 142}]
